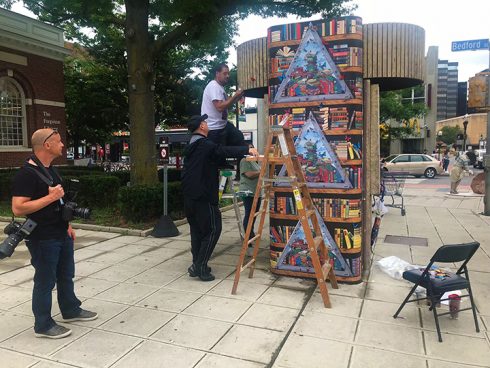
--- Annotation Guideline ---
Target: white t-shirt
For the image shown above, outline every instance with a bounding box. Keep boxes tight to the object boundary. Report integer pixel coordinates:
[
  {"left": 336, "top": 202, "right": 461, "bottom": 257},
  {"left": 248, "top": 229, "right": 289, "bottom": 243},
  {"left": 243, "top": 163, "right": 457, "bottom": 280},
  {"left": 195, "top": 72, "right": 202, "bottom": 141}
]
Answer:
[{"left": 201, "top": 80, "right": 228, "bottom": 130}]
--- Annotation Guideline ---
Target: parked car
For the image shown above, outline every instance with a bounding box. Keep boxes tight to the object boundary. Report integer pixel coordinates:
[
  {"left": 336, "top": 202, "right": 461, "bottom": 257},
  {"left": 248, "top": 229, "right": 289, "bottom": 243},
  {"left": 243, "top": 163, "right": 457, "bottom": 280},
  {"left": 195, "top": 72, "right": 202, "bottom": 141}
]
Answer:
[
  {"left": 66, "top": 152, "right": 74, "bottom": 160},
  {"left": 381, "top": 154, "right": 443, "bottom": 178}
]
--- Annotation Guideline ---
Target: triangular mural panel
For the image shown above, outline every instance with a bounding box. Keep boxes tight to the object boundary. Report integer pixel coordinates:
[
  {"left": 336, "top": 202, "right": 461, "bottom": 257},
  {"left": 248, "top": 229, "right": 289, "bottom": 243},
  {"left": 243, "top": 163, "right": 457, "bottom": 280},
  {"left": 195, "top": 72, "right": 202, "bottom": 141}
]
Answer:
[
  {"left": 278, "top": 112, "right": 352, "bottom": 188},
  {"left": 273, "top": 24, "right": 353, "bottom": 104},
  {"left": 276, "top": 208, "right": 353, "bottom": 277}
]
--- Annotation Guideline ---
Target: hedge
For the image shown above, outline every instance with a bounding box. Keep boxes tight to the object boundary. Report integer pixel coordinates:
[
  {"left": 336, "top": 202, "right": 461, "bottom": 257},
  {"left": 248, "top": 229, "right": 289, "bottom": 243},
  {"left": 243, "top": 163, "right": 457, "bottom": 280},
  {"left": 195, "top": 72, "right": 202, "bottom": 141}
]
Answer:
[
  {"left": 74, "top": 175, "right": 121, "bottom": 208},
  {"left": 119, "top": 182, "right": 183, "bottom": 222}
]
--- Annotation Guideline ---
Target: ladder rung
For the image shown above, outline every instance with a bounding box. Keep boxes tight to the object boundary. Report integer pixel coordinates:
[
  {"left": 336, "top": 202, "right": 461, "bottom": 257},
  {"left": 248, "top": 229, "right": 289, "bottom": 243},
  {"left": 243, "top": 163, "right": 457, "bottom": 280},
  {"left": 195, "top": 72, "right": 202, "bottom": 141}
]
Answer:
[
  {"left": 253, "top": 209, "right": 266, "bottom": 218},
  {"left": 240, "top": 258, "right": 256, "bottom": 272},
  {"left": 247, "top": 234, "right": 260, "bottom": 245},
  {"left": 321, "top": 262, "right": 332, "bottom": 280},
  {"left": 263, "top": 177, "right": 294, "bottom": 183}
]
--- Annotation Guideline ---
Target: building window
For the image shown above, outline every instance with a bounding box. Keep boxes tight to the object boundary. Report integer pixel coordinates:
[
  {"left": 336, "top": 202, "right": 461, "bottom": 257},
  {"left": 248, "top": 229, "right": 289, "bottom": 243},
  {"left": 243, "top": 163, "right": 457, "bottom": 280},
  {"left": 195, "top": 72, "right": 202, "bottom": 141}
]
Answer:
[{"left": 0, "top": 77, "right": 26, "bottom": 147}]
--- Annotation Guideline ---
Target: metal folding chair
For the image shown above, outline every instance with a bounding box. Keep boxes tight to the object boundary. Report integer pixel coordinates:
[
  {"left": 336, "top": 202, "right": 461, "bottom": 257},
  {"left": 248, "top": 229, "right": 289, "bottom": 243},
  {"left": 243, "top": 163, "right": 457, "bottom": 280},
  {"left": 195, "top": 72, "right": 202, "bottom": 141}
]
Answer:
[{"left": 393, "top": 241, "right": 480, "bottom": 342}]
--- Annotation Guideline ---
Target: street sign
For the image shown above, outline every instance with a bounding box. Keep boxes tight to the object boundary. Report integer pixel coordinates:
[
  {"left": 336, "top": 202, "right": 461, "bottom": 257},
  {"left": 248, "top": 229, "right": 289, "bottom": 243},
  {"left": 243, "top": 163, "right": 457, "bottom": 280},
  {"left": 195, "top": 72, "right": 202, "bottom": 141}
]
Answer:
[
  {"left": 451, "top": 39, "right": 489, "bottom": 52},
  {"left": 160, "top": 146, "right": 168, "bottom": 159},
  {"left": 158, "top": 136, "right": 169, "bottom": 163}
]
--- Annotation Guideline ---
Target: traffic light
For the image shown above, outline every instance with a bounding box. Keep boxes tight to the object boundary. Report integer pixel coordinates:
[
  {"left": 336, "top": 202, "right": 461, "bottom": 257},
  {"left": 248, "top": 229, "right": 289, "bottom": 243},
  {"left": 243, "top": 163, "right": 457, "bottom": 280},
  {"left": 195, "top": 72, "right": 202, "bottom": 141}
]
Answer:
[{"left": 468, "top": 74, "right": 488, "bottom": 109}]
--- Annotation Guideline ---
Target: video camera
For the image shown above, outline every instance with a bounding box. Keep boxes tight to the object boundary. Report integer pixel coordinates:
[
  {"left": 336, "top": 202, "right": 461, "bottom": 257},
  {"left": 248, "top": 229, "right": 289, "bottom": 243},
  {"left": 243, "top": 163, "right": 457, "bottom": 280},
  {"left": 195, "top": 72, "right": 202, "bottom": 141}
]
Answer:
[{"left": 0, "top": 218, "right": 37, "bottom": 259}]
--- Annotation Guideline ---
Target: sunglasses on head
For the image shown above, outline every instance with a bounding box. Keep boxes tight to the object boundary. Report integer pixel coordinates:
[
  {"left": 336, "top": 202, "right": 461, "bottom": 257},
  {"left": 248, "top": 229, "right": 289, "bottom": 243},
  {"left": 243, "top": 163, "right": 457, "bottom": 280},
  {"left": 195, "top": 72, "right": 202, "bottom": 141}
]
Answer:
[{"left": 43, "top": 131, "right": 57, "bottom": 144}]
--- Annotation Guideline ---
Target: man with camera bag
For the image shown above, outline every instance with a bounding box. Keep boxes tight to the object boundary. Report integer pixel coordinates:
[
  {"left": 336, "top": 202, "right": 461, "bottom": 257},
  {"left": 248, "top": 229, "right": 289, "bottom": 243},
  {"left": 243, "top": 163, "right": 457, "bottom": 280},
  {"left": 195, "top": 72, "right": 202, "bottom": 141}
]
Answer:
[{"left": 11, "top": 128, "right": 97, "bottom": 339}]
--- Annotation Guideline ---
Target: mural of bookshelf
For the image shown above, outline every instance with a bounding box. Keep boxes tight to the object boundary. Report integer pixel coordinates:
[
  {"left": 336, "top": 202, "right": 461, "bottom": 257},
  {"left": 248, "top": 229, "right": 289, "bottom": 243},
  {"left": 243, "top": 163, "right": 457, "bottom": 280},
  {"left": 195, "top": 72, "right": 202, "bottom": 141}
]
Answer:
[{"left": 268, "top": 16, "right": 363, "bottom": 283}]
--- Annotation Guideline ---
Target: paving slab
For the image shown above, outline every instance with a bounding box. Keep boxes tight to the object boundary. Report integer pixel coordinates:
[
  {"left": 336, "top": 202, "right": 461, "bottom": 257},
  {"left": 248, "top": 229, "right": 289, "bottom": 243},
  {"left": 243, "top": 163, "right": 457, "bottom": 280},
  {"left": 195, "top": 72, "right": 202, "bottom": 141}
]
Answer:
[
  {"left": 0, "top": 348, "right": 39, "bottom": 368},
  {"left": 207, "top": 279, "right": 269, "bottom": 302},
  {"left": 52, "top": 329, "right": 141, "bottom": 368},
  {"left": 212, "top": 325, "right": 285, "bottom": 364},
  {"left": 100, "top": 306, "right": 174, "bottom": 337},
  {"left": 165, "top": 274, "right": 223, "bottom": 293},
  {"left": 136, "top": 288, "right": 202, "bottom": 313},
  {"left": 293, "top": 311, "right": 358, "bottom": 343},
  {"left": 183, "top": 294, "right": 252, "bottom": 322},
  {"left": 94, "top": 282, "right": 158, "bottom": 305},
  {"left": 355, "top": 320, "right": 424, "bottom": 355},
  {"left": 363, "top": 299, "right": 421, "bottom": 328},
  {"left": 127, "top": 267, "right": 183, "bottom": 287},
  {"left": 274, "top": 334, "right": 351, "bottom": 368},
  {"left": 195, "top": 354, "right": 265, "bottom": 368},
  {"left": 88, "top": 263, "right": 143, "bottom": 283},
  {"left": 350, "top": 346, "right": 427, "bottom": 368},
  {"left": 0, "top": 310, "right": 33, "bottom": 341},
  {"left": 424, "top": 331, "right": 490, "bottom": 366},
  {"left": 111, "top": 340, "right": 204, "bottom": 368},
  {"left": 238, "top": 303, "right": 299, "bottom": 332},
  {"left": 151, "top": 314, "right": 231, "bottom": 350},
  {"left": 257, "top": 287, "right": 308, "bottom": 310},
  {"left": 304, "top": 293, "right": 362, "bottom": 318},
  {"left": 0, "top": 286, "right": 33, "bottom": 310}
]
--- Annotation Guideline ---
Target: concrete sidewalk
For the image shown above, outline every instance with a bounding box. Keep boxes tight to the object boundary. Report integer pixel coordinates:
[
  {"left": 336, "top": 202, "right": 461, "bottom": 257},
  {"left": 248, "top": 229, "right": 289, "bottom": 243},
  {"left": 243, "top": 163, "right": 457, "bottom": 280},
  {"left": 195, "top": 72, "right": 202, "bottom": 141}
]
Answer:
[{"left": 0, "top": 187, "right": 489, "bottom": 368}]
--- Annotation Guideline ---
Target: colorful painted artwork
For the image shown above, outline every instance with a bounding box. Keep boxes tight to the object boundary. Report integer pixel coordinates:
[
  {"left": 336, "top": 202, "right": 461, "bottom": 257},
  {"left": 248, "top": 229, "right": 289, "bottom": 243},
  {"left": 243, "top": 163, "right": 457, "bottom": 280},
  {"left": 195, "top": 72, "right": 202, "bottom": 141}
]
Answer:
[
  {"left": 278, "top": 112, "right": 352, "bottom": 188},
  {"left": 273, "top": 24, "right": 353, "bottom": 103},
  {"left": 277, "top": 208, "right": 353, "bottom": 277}
]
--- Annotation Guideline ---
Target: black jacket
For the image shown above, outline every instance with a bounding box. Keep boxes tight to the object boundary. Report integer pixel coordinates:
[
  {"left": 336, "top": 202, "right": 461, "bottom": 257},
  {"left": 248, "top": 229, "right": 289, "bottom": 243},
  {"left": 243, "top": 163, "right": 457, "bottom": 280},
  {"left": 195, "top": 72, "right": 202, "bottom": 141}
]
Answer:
[{"left": 182, "top": 134, "right": 249, "bottom": 205}]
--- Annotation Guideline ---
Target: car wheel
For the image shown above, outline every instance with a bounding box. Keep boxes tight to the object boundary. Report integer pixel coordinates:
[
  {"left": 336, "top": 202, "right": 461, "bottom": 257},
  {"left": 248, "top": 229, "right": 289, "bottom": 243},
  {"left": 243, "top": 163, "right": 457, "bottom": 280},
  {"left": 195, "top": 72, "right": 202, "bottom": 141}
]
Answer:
[{"left": 424, "top": 167, "right": 436, "bottom": 178}]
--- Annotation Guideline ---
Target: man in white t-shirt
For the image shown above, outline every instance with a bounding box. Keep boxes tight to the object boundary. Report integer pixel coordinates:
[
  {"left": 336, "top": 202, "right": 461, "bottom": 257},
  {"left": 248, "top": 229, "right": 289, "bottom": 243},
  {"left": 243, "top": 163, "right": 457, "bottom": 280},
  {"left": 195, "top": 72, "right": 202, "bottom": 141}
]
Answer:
[{"left": 201, "top": 63, "right": 246, "bottom": 150}]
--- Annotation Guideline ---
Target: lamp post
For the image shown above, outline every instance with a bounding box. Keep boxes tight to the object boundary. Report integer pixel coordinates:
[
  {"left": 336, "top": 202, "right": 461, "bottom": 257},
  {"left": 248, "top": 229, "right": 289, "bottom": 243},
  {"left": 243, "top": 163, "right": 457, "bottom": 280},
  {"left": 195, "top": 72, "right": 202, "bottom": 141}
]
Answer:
[
  {"left": 437, "top": 130, "right": 443, "bottom": 160},
  {"left": 462, "top": 114, "right": 469, "bottom": 152}
]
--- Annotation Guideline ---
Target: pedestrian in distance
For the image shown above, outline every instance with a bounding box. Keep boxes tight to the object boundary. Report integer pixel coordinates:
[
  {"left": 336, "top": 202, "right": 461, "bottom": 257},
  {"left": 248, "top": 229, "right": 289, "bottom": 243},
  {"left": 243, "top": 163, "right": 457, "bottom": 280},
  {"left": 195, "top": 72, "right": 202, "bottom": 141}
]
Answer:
[
  {"left": 449, "top": 151, "right": 473, "bottom": 194},
  {"left": 11, "top": 128, "right": 97, "bottom": 339},
  {"left": 182, "top": 114, "right": 258, "bottom": 281},
  {"left": 239, "top": 144, "right": 261, "bottom": 241},
  {"left": 442, "top": 150, "right": 450, "bottom": 173}
]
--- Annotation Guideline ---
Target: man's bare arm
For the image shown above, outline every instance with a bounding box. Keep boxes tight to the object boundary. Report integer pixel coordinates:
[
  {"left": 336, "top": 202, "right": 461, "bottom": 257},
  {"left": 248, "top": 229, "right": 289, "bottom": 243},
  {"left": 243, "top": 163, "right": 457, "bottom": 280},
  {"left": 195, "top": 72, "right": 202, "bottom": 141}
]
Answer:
[
  {"left": 213, "top": 88, "right": 244, "bottom": 112},
  {"left": 12, "top": 185, "right": 64, "bottom": 216}
]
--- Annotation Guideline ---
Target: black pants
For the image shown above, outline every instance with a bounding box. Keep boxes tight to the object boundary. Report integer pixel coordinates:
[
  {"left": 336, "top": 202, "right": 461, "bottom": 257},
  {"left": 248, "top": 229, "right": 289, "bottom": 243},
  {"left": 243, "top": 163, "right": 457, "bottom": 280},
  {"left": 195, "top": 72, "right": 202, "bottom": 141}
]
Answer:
[
  {"left": 184, "top": 198, "right": 222, "bottom": 274},
  {"left": 207, "top": 121, "right": 246, "bottom": 147}
]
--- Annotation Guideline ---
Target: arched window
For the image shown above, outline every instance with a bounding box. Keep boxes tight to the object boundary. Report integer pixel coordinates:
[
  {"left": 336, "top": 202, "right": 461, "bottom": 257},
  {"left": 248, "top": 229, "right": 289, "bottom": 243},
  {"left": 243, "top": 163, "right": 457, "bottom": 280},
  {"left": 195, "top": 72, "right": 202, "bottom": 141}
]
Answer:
[{"left": 0, "top": 77, "right": 27, "bottom": 147}]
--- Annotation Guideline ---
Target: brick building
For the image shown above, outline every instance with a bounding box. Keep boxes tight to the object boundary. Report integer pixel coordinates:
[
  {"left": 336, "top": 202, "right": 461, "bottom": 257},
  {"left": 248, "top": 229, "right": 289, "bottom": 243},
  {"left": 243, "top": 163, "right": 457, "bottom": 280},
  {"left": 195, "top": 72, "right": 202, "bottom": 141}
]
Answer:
[{"left": 0, "top": 7, "right": 68, "bottom": 167}]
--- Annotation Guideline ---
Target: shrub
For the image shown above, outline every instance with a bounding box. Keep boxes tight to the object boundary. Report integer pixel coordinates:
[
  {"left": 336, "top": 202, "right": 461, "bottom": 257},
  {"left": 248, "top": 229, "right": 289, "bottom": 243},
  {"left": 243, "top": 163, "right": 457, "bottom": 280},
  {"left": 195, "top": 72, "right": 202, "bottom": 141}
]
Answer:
[
  {"left": 158, "top": 168, "right": 182, "bottom": 183},
  {"left": 119, "top": 182, "right": 183, "bottom": 223},
  {"left": 0, "top": 171, "right": 16, "bottom": 201},
  {"left": 74, "top": 175, "right": 121, "bottom": 208}
]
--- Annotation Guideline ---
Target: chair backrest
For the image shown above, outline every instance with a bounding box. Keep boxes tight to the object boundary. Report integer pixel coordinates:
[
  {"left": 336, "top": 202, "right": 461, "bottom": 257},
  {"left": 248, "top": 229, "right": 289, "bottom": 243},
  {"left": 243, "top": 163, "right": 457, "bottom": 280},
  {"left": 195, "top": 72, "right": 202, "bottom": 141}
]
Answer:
[{"left": 431, "top": 242, "right": 480, "bottom": 264}]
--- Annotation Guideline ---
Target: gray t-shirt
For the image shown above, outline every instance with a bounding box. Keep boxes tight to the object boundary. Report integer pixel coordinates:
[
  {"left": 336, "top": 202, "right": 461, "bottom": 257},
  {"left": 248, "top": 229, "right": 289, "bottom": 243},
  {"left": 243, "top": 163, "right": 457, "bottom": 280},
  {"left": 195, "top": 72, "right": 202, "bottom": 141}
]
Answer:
[
  {"left": 239, "top": 160, "right": 260, "bottom": 195},
  {"left": 201, "top": 80, "right": 228, "bottom": 130}
]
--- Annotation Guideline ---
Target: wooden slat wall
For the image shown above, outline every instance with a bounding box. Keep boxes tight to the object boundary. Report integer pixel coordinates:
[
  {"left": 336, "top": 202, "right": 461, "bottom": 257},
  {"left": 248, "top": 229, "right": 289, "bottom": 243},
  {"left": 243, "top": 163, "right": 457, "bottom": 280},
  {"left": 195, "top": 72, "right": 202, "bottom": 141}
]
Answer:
[
  {"left": 237, "top": 37, "right": 268, "bottom": 92},
  {"left": 363, "top": 23, "right": 425, "bottom": 83}
]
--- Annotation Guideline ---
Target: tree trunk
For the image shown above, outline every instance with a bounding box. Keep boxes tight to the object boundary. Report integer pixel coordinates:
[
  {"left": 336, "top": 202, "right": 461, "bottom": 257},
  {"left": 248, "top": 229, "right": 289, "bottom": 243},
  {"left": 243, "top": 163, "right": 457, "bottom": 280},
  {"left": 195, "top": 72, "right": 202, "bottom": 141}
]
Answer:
[{"left": 125, "top": 0, "right": 157, "bottom": 185}]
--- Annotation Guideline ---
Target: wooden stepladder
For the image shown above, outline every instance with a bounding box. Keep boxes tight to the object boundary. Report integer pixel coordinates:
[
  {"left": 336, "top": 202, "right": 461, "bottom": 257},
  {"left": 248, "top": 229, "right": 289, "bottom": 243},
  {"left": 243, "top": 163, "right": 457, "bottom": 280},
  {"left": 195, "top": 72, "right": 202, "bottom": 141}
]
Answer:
[{"left": 231, "top": 123, "right": 338, "bottom": 307}]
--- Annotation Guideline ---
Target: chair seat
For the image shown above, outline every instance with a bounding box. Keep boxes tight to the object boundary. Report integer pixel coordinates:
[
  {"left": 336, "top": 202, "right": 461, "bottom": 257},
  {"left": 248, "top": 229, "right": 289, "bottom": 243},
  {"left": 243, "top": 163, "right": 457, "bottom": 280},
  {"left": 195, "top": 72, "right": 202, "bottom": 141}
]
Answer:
[{"left": 403, "top": 269, "right": 469, "bottom": 295}]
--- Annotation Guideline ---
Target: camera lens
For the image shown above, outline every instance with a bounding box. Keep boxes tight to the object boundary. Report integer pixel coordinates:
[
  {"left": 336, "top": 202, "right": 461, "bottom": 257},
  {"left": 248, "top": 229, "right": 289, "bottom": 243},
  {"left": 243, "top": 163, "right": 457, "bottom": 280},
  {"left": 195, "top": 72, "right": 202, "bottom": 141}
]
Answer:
[{"left": 73, "top": 207, "right": 91, "bottom": 219}]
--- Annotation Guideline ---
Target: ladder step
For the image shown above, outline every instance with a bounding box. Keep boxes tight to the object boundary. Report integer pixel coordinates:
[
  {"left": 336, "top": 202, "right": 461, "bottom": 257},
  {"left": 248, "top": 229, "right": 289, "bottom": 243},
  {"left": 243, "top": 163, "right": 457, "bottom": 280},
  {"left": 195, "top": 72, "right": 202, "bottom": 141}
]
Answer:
[
  {"left": 240, "top": 258, "right": 256, "bottom": 272},
  {"left": 247, "top": 234, "right": 260, "bottom": 245},
  {"left": 321, "top": 262, "right": 332, "bottom": 280},
  {"left": 253, "top": 209, "right": 266, "bottom": 218},
  {"left": 263, "top": 177, "right": 294, "bottom": 183}
]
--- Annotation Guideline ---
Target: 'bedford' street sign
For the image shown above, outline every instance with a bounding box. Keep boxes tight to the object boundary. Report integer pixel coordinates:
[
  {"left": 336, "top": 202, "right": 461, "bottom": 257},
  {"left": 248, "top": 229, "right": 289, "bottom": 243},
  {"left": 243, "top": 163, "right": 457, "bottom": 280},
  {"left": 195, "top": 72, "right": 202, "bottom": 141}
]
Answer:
[{"left": 451, "top": 39, "right": 489, "bottom": 52}]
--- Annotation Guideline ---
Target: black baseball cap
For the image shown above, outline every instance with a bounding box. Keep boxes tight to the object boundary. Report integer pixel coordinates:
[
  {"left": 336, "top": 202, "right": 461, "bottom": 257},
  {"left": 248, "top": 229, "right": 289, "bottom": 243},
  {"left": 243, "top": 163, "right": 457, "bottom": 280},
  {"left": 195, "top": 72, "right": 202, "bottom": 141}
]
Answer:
[{"left": 187, "top": 114, "right": 208, "bottom": 132}]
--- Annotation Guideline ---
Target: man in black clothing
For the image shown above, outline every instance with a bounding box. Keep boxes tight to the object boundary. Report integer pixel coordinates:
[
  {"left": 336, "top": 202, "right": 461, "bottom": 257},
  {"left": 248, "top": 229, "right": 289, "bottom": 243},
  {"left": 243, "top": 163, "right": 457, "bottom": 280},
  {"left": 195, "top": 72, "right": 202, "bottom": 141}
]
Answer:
[
  {"left": 11, "top": 128, "right": 97, "bottom": 339},
  {"left": 182, "top": 114, "right": 258, "bottom": 281}
]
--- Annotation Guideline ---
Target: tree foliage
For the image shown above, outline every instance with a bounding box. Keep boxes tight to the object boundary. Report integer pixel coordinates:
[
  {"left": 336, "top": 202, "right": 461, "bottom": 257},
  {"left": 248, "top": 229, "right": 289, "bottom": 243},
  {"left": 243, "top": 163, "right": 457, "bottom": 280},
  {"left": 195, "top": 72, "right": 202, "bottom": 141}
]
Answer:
[
  {"left": 1, "top": 0, "right": 354, "bottom": 184},
  {"left": 439, "top": 125, "right": 462, "bottom": 145}
]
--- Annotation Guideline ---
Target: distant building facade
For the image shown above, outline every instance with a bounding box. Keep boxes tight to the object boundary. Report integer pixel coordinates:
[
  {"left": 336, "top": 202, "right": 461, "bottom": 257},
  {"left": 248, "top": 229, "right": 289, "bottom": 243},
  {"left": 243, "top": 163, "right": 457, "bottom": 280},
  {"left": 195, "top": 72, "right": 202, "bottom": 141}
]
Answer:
[
  {"left": 457, "top": 81, "right": 468, "bottom": 116},
  {"left": 436, "top": 60, "right": 458, "bottom": 120},
  {"left": 0, "top": 7, "right": 68, "bottom": 167}
]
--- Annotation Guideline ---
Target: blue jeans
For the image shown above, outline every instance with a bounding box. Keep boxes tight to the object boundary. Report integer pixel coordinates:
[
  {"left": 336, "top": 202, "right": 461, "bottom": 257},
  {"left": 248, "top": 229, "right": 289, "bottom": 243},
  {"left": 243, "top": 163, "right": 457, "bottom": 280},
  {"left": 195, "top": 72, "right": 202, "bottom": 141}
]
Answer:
[{"left": 26, "top": 235, "right": 81, "bottom": 332}]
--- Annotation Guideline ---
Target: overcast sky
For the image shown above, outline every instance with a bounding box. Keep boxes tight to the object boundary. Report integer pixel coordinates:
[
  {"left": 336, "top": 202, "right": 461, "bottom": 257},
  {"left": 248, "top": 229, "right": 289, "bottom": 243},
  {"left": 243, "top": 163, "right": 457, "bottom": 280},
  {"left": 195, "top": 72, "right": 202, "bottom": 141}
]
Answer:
[
  {"left": 11, "top": 0, "right": 489, "bottom": 82},
  {"left": 232, "top": 0, "right": 489, "bottom": 82}
]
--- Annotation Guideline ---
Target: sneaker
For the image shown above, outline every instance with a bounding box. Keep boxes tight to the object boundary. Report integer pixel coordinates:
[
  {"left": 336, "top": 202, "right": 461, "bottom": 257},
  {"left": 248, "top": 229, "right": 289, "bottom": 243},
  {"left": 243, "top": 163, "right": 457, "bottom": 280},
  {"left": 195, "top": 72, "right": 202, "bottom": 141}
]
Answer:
[
  {"left": 199, "top": 272, "right": 216, "bottom": 282},
  {"left": 35, "top": 324, "right": 72, "bottom": 339},
  {"left": 63, "top": 309, "right": 98, "bottom": 322},
  {"left": 188, "top": 264, "right": 211, "bottom": 277}
]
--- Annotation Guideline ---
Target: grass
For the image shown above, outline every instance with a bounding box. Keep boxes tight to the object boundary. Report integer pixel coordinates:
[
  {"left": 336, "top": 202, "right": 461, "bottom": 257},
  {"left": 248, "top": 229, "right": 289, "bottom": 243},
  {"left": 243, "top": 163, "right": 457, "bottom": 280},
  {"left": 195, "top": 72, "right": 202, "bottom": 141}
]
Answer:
[{"left": 0, "top": 197, "right": 236, "bottom": 230}]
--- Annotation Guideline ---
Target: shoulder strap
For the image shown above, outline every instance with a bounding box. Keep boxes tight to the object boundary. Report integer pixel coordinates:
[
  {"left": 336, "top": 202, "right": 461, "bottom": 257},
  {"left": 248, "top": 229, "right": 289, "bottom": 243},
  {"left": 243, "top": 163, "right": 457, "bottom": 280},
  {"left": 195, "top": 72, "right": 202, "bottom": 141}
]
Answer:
[{"left": 24, "top": 165, "right": 53, "bottom": 187}]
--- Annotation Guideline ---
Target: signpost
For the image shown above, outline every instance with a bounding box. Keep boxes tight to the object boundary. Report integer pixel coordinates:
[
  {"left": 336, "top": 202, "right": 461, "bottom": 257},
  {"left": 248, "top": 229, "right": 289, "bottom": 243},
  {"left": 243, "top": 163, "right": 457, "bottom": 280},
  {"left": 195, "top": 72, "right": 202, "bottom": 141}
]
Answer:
[
  {"left": 152, "top": 136, "right": 179, "bottom": 237},
  {"left": 451, "top": 38, "right": 490, "bottom": 215}
]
